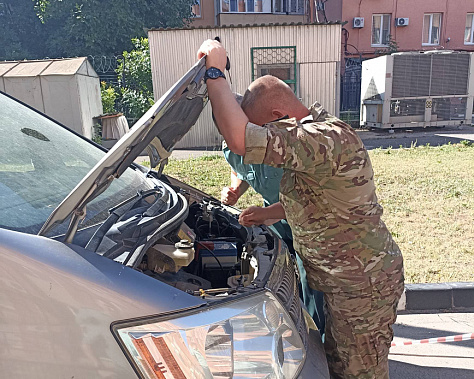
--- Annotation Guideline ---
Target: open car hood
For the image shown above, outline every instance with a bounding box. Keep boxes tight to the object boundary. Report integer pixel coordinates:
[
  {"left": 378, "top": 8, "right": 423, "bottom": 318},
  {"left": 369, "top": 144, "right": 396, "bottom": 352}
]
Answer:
[{"left": 38, "top": 58, "right": 208, "bottom": 239}]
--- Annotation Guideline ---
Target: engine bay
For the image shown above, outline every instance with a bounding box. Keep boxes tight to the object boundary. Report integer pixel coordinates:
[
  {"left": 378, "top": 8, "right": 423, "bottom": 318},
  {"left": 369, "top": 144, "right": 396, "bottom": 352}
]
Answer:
[
  {"left": 84, "top": 178, "right": 278, "bottom": 298},
  {"left": 138, "top": 198, "right": 277, "bottom": 297}
]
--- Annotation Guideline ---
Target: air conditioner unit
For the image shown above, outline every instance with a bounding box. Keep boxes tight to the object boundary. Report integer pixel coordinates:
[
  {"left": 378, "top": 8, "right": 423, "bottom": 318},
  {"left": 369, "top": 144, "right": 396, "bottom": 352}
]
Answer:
[
  {"left": 395, "top": 17, "right": 409, "bottom": 26},
  {"left": 353, "top": 17, "right": 364, "bottom": 28},
  {"left": 361, "top": 51, "right": 474, "bottom": 129}
]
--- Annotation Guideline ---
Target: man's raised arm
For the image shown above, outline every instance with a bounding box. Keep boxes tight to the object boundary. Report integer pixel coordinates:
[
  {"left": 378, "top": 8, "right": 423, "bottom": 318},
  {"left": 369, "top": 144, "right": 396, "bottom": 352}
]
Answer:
[{"left": 197, "top": 40, "right": 248, "bottom": 156}]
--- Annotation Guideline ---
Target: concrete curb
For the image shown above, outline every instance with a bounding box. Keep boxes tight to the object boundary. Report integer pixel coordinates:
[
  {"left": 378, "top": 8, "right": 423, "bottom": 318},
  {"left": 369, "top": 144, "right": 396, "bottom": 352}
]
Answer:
[{"left": 397, "top": 282, "right": 474, "bottom": 311}]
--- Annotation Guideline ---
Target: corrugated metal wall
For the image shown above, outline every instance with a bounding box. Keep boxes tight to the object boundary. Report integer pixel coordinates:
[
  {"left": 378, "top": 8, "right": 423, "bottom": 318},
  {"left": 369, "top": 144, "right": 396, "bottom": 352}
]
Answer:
[{"left": 149, "top": 24, "right": 341, "bottom": 148}]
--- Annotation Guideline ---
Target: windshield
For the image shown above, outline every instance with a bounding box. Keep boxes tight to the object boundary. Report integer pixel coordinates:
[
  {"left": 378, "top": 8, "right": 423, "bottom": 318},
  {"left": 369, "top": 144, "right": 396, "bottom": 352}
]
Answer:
[{"left": 0, "top": 93, "right": 152, "bottom": 235}]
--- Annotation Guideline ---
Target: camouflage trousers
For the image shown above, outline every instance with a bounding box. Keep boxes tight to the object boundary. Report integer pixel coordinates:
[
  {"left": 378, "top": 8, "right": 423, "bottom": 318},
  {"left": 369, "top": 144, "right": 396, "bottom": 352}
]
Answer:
[{"left": 302, "top": 256, "right": 404, "bottom": 378}]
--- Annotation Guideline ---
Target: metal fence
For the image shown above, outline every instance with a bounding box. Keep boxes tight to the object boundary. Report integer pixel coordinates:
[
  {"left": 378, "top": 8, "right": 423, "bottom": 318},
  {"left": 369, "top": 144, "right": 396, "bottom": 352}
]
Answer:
[
  {"left": 88, "top": 55, "right": 140, "bottom": 125},
  {"left": 88, "top": 55, "right": 123, "bottom": 86},
  {"left": 340, "top": 58, "right": 362, "bottom": 127}
]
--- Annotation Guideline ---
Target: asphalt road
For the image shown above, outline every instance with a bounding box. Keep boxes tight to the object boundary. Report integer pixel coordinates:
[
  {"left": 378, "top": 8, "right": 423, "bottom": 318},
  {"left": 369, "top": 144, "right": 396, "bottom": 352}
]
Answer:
[{"left": 358, "top": 126, "right": 474, "bottom": 150}]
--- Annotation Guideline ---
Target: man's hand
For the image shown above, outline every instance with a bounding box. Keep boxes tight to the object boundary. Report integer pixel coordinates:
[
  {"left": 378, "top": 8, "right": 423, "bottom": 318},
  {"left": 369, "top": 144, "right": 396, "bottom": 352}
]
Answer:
[
  {"left": 221, "top": 186, "right": 240, "bottom": 206},
  {"left": 239, "top": 206, "right": 267, "bottom": 226},
  {"left": 239, "top": 203, "right": 286, "bottom": 227},
  {"left": 221, "top": 170, "right": 249, "bottom": 205},
  {"left": 197, "top": 39, "right": 227, "bottom": 71}
]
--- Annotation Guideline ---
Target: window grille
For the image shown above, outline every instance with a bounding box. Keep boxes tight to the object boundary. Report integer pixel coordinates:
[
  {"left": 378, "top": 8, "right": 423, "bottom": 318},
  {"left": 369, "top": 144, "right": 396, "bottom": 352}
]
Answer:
[
  {"left": 251, "top": 46, "right": 297, "bottom": 93},
  {"left": 220, "top": 0, "right": 270, "bottom": 13},
  {"left": 274, "top": 0, "right": 304, "bottom": 14}
]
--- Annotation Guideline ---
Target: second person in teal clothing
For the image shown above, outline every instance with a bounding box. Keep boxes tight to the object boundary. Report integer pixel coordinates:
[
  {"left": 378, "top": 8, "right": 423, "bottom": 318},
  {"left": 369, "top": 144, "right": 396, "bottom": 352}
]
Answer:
[{"left": 221, "top": 144, "right": 326, "bottom": 335}]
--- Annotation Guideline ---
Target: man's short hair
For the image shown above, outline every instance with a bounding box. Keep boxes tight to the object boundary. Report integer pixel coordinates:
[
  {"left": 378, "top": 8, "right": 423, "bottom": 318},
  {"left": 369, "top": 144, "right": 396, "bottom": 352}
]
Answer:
[{"left": 241, "top": 75, "right": 296, "bottom": 117}]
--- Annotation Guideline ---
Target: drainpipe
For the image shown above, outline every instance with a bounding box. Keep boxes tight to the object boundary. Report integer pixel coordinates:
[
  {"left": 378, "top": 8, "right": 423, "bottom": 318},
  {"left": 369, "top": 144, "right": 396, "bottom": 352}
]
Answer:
[{"left": 309, "top": 0, "right": 314, "bottom": 23}]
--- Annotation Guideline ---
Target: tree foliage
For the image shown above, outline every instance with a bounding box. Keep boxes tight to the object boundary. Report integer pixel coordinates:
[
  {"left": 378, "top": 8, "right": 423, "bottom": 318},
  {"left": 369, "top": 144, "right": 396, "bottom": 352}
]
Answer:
[
  {"left": 0, "top": 1, "right": 45, "bottom": 60},
  {"left": 100, "top": 38, "right": 154, "bottom": 121},
  {"left": 116, "top": 38, "right": 155, "bottom": 120},
  {"left": 0, "top": 0, "right": 194, "bottom": 60}
]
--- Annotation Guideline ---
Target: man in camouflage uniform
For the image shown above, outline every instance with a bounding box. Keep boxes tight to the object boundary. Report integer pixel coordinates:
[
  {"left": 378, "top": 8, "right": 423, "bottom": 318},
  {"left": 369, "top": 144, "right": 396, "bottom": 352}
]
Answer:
[
  {"left": 218, "top": 94, "right": 326, "bottom": 335},
  {"left": 221, "top": 142, "right": 326, "bottom": 335},
  {"left": 198, "top": 40, "right": 404, "bottom": 378}
]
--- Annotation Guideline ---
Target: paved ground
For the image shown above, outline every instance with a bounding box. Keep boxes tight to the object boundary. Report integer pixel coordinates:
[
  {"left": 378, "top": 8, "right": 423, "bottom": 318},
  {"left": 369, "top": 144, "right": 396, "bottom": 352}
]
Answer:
[
  {"left": 390, "top": 309, "right": 474, "bottom": 378},
  {"left": 358, "top": 126, "right": 474, "bottom": 150}
]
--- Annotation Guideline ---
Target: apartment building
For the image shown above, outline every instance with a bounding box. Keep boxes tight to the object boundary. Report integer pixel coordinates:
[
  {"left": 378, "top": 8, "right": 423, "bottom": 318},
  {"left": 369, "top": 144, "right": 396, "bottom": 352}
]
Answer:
[
  {"left": 316, "top": 0, "right": 474, "bottom": 121},
  {"left": 321, "top": 0, "right": 474, "bottom": 60},
  {"left": 190, "top": 0, "right": 308, "bottom": 26}
]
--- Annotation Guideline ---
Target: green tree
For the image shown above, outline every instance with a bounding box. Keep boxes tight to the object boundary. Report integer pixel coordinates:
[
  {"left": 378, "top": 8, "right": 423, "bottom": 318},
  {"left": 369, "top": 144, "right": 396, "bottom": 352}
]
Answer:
[
  {"left": 374, "top": 35, "right": 399, "bottom": 56},
  {"left": 116, "top": 38, "right": 154, "bottom": 121},
  {"left": 98, "top": 38, "right": 154, "bottom": 121},
  {"left": 0, "top": 1, "right": 45, "bottom": 59},
  {"left": 35, "top": 0, "right": 194, "bottom": 58},
  {"left": 0, "top": 0, "right": 194, "bottom": 60},
  {"left": 100, "top": 81, "right": 118, "bottom": 114}
]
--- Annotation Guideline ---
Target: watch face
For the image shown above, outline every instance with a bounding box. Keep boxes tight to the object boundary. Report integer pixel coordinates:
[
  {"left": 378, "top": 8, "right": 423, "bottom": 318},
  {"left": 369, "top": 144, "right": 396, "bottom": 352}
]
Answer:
[{"left": 207, "top": 67, "right": 221, "bottom": 79}]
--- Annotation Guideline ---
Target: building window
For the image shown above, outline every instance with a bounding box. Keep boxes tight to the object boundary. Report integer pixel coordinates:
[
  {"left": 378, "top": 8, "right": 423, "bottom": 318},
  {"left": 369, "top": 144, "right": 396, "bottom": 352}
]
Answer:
[
  {"left": 274, "top": 0, "right": 304, "bottom": 14},
  {"left": 466, "top": 13, "right": 474, "bottom": 44},
  {"left": 221, "top": 0, "right": 271, "bottom": 13},
  {"left": 191, "top": 0, "right": 201, "bottom": 18},
  {"left": 423, "top": 13, "right": 442, "bottom": 45},
  {"left": 372, "top": 14, "right": 391, "bottom": 46},
  {"left": 251, "top": 46, "right": 297, "bottom": 93}
]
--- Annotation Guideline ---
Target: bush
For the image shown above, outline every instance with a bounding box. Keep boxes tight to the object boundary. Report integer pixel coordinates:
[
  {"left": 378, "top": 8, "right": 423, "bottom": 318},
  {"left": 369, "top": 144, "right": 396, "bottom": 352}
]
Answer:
[
  {"left": 99, "top": 38, "right": 155, "bottom": 122},
  {"left": 100, "top": 82, "right": 118, "bottom": 115},
  {"left": 116, "top": 38, "right": 154, "bottom": 121}
]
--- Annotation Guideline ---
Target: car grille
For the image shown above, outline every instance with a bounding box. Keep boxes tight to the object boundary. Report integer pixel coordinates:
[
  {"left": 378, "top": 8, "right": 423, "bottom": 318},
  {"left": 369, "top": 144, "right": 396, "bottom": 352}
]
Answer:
[{"left": 266, "top": 248, "right": 308, "bottom": 347}]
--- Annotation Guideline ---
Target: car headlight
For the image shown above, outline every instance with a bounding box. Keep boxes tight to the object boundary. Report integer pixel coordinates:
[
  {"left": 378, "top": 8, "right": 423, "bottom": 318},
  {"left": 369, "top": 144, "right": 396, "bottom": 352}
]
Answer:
[{"left": 113, "top": 291, "right": 306, "bottom": 378}]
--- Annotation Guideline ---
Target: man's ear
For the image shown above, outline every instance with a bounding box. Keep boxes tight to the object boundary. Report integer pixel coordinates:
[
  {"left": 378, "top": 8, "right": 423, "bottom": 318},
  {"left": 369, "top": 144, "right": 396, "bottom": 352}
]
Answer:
[{"left": 271, "top": 109, "right": 285, "bottom": 119}]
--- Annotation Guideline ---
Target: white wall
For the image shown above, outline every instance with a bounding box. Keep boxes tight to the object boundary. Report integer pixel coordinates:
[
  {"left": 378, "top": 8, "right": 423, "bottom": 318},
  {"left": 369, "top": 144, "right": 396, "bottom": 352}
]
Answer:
[{"left": 41, "top": 75, "right": 82, "bottom": 134}]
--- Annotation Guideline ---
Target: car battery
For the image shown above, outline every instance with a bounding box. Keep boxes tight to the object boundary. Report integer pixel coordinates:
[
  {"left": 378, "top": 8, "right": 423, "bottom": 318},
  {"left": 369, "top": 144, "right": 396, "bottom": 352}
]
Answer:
[{"left": 195, "top": 240, "right": 238, "bottom": 271}]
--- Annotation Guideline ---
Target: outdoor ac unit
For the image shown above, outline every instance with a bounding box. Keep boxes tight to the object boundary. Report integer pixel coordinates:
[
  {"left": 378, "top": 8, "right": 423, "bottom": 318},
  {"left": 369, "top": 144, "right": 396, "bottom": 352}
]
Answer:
[
  {"left": 360, "top": 51, "right": 474, "bottom": 129},
  {"left": 353, "top": 17, "right": 364, "bottom": 28},
  {"left": 395, "top": 18, "right": 409, "bottom": 26}
]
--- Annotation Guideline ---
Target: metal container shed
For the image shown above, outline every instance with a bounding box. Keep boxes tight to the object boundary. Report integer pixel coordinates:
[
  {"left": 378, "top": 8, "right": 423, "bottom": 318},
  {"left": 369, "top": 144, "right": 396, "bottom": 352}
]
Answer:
[
  {"left": 0, "top": 57, "right": 103, "bottom": 139},
  {"left": 361, "top": 51, "right": 474, "bottom": 129},
  {"left": 148, "top": 23, "right": 341, "bottom": 148}
]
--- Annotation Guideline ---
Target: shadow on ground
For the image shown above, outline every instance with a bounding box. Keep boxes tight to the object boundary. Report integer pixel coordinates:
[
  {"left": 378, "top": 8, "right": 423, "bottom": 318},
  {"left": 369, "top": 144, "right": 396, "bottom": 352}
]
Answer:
[{"left": 390, "top": 360, "right": 474, "bottom": 379}]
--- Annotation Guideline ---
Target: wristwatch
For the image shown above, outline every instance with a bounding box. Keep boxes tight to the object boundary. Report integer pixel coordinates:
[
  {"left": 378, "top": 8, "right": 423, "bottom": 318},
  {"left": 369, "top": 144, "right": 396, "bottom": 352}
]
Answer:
[{"left": 204, "top": 67, "right": 226, "bottom": 82}]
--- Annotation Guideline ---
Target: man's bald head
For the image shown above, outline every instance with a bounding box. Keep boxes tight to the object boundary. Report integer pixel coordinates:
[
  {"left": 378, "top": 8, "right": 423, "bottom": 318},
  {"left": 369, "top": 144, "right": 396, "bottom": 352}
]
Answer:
[{"left": 241, "top": 75, "right": 308, "bottom": 125}]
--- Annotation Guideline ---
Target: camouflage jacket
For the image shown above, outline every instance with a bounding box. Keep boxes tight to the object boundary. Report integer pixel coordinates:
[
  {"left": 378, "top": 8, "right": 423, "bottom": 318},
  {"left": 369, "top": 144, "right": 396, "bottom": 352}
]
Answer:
[{"left": 243, "top": 102, "right": 403, "bottom": 294}]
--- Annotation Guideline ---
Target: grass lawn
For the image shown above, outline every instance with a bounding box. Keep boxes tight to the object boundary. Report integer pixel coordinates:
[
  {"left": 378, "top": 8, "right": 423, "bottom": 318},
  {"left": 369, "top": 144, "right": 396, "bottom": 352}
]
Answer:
[{"left": 158, "top": 142, "right": 474, "bottom": 284}]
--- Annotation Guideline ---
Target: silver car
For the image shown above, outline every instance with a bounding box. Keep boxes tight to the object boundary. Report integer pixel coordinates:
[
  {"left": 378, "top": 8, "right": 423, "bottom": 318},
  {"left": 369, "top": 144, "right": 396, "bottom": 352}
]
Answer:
[{"left": 0, "top": 59, "right": 329, "bottom": 378}]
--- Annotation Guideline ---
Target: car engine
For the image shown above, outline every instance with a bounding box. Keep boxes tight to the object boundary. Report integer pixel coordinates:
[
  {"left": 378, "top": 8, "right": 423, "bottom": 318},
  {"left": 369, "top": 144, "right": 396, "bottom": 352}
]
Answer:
[
  {"left": 138, "top": 199, "right": 276, "bottom": 296},
  {"left": 85, "top": 177, "right": 278, "bottom": 299}
]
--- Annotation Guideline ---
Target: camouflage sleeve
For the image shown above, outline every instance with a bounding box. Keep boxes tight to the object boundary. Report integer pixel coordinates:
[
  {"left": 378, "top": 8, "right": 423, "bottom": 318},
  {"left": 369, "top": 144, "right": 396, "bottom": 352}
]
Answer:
[{"left": 243, "top": 121, "right": 328, "bottom": 172}]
